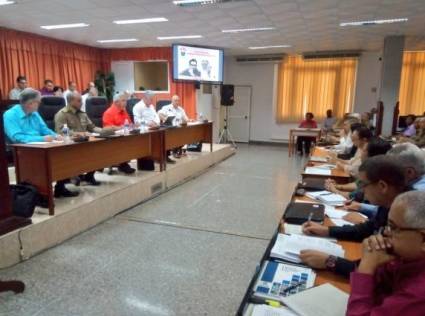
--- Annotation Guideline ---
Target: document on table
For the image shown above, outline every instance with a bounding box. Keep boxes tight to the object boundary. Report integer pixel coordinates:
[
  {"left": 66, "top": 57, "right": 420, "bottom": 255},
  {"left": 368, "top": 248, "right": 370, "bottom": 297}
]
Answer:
[
  {"left": 281, "top": 283, "right": 349, "bottom": 316},
  {"left": 305, "top": 191, "right": 346, "bottom": 206},
  {"left": 325, "top": 205, "right": 367, "bottom": 220},
  {"left": 309, "top": 156, "right": 328, "bottom": 163},
  {"left": 330, "top": 218, "right": 355, "bottom": 226},
  {"left": 283, "top": 224, "right": 337, "bottom": 242},
  {"left": 250, "top": 304, "right": 298, "bottom": 316},
  {"left": 304, "top": 167, "right": 331, "bottom": 176},
  {"left": 270, "top": 234, "right": 344, "bottom": 263}
]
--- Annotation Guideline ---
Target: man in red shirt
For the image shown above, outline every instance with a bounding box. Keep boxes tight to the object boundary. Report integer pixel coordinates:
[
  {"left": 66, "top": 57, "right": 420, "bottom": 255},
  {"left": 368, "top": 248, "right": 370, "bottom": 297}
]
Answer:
[
  {"left": 297, "top": 112, "right": 318, "bottom": 155},
  {"left": 102, "top": 92, "right": 135, "bottom": 174}
]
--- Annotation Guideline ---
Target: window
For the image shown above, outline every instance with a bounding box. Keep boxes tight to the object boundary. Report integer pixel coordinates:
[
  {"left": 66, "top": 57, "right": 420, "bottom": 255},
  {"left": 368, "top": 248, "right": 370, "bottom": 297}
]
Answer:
[
  {"left": 133, "top": 61, "right": 169, "bottom": 92},
  {"left": 276, "top": 55, "right": 357, "bottom": 123},
  {"left": 399, "top": 51, "right": 425, "bottom": 115}
]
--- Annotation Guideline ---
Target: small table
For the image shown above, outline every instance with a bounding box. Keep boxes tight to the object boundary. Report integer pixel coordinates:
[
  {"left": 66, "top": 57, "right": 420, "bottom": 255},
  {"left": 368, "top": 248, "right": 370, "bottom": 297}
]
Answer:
[{"left": 289, "top": 128, "right": 322, "bottom": 157}]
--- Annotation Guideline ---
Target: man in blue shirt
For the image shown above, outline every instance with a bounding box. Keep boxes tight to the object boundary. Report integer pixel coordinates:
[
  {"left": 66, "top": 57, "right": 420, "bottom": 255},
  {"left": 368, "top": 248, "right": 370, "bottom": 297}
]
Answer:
[{"left": 4, "top": 88, "right": 78, "bottom": 198}]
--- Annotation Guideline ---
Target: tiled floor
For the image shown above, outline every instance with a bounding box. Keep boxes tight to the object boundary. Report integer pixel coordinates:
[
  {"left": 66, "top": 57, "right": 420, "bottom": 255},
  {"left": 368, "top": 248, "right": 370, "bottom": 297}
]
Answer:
[{"left": 0, "top": 144, "right": 307, "bottom": 316}]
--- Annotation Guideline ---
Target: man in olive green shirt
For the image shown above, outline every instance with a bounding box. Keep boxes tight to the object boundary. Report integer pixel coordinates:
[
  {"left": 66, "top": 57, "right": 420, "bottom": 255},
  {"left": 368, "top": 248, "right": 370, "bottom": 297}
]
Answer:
[{"left": 54, "top": 92, "right": 107, "bottom": 186}]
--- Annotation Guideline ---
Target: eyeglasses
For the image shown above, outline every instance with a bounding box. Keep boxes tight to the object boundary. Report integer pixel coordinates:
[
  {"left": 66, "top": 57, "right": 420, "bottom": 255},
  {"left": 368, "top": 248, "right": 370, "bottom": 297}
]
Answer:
[
  {"left": 358, "top": 180, "right": 376, "bottom": 190},
  {"left": 384, "top": 223, "right": 423, "bottom": 235}
]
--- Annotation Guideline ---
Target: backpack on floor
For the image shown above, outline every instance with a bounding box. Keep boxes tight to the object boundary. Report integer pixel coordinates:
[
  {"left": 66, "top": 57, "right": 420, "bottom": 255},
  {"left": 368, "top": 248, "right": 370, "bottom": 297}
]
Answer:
[{"left": 10, "top": 182, "right": 39, "bottom": 218}]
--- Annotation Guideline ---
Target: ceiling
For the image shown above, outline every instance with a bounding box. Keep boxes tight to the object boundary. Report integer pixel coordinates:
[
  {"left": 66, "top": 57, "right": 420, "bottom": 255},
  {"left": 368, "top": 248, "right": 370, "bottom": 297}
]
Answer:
[{"left": 1, "top": 0, "right": 425, "bottom": 55}]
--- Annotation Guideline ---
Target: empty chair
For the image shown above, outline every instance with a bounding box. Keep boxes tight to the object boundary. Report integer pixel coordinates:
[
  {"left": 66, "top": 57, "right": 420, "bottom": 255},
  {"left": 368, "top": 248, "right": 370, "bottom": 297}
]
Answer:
[
  {"left": 156, "top": 100, "right": 170, "bottom": 112},
  {"left": 85, "top": 97, "right": 109, "bottom": 127},
  {"left": 38, "top": 96, "right": 66, "bottom": 130},
  {"left": 126, "top": 98, "right": 140, "bottom": 123}
]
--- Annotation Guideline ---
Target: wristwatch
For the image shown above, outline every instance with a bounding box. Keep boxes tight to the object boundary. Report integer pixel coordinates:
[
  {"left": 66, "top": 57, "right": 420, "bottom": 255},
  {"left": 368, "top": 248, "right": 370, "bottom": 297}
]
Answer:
[{"left": 325, "top": 255, "right": 338, "bottom": 271}]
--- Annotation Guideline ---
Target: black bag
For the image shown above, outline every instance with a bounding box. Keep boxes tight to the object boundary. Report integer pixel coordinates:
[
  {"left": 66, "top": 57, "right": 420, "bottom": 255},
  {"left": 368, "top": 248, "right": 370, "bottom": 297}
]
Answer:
[
  {"left": 137, "top": 158, "right": 155, "bottom": 171},
  {"left": 10, "top": 183, "right": 38, "bottom": 218},
  {"left": 186, "top": 143, "right": 202, "bottom": 152},
  {"left": 283, "top": 202, "right": 325, "bottom": 225}
]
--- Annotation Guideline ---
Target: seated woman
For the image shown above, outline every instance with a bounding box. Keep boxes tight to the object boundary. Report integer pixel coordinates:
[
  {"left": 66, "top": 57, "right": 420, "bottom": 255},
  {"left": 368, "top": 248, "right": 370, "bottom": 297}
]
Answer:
[
  {"left": 329, "top": 118, "right": 359, "bottom": 155},
  {"left": 346, "top": 191, "right": 425, "bottom": 315},
  {"left": 296, "top": 112, "right": 318, "bottom": 155}
]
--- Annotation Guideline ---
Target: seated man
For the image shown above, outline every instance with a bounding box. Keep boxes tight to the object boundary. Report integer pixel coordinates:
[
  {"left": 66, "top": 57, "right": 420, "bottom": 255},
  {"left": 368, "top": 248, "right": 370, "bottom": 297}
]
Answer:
[
  {"left": 63, "top": 81, "right": 79, "bottom": 104},
  {"left": 133, "top": 90, "right": 160, "bottom": 127},
  {"left": 347, "top": 191, "right": 425, "bottom": 315},
  {"left": 39, "top": 79, "right": 55, "bottom": 96},
  {"left": 9, "top": 75, "right": 27, "bottom": 100},
  {"left": 3, "top": 88, "right": 77, "bottom": 198},
  {"left": 54, "top": 91, "right": 111, "bottom": 186},
  {"left": 299, "top": 155, "right": 406, "bottom": 277},
  {"left": 158, "top": 94, "right": 189, "bottom": 160},
  {"left": 322, "top": 109, "right": 336, "bottom": 132},
  {"left": 297, "top": 112, "right": 318, "bottom": 155},
  {"left": 102, "top": 92, "right": 135, "bottom": 174},
  {"left": 402, "top": 114, "right": 416, "bottom": 137}
]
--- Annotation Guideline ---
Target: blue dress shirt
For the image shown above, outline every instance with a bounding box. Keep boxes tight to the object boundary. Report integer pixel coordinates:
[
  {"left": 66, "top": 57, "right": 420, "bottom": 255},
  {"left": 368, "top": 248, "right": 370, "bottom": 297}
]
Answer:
[{"left": 3, "top": 104, "right": 56, "bottom": 144}]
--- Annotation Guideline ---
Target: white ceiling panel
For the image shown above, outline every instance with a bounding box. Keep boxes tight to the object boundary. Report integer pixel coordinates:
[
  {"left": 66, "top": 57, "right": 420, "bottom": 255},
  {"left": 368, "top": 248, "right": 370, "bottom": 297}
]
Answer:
[{"left": 0, "top": 0, "right": 424, "bottom": 54}]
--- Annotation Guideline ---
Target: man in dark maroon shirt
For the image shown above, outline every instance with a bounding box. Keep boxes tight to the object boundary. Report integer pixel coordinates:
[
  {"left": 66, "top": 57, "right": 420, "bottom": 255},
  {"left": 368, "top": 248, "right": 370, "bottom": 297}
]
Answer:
[{"left": 297, "top": 112, "right": 318, "bottom": 155}]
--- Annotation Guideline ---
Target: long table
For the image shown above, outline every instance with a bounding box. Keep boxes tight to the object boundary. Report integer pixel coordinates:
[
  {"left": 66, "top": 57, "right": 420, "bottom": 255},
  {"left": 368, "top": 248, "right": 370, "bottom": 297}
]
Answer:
[
  {"left": 12, "top": 122, "right": 213, "bottom": 215},
  {"left": 288, "top": 128, "right": 322, "bottom": 157}
]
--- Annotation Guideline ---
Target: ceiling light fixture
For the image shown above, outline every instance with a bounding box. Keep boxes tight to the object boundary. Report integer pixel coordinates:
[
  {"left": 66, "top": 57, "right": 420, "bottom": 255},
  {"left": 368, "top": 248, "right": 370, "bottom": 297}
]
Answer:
[
  {"left": 0, "top": 0, "right": 15, "bottom": 6},
  {"left": 97, "top": 39, "right": 139, "bottom": 43},
  {"left": 113, "top": 17, "right": 168, "bottom": 24},
  {"left": 157, "top": 35, "right": 203, "bottom": 40},
  {"left": 40, "top": 23, "right": 89, "bottom": 30},
  {"left": 340, "top": 18, "right": 408, "bottom": 27},
  {"left": 222, "top": 27, "right": 275, "bottom": 33},
  {"left": 249, "top": 45, "right": 291, "bottom": 50},
  {"left": 173, "top": 0, "right": 238, "bottom": 6}
]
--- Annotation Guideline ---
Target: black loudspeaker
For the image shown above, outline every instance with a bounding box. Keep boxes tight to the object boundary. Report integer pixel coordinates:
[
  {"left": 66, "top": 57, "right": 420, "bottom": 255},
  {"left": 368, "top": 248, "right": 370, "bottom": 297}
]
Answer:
[
  {"left": 221, "top": 84, "right": 234, "bottom": 106},
  {"left": 194, "top": 81, "right": 201, "bottom": 90}
]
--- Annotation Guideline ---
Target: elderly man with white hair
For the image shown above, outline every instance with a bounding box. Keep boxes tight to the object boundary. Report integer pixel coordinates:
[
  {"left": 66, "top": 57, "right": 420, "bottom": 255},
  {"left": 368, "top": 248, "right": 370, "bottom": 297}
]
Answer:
[
  {"left": 132, "top": 90, "right": 160, "bottom": 127},
  {"left": 158, "top": 95, "right": 189, "bottom": 124},
  {"left": 347, "top": 191, "right": 425, "bottom": 315}
]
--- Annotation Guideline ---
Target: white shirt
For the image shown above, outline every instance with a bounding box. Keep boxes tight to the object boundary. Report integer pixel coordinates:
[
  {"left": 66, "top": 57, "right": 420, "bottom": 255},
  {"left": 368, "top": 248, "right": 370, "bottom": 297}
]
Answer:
[
  {"left": 63, "top": 89, "right": 79, "bottom": 105},
  {"left": 158, "top": 104, "right": 188, "bottom": 122},
  {"left": 9, "top": 87, "right": 24, "bottom": 100},
  {"left": 81, "top": 93, "right": 89, "bottom": 112},
  {"left": 333, "top": 131, "right": 353, "bottom": 154},
  {"left": 133, "top": 100, "right": 160, "bottom": 125}
]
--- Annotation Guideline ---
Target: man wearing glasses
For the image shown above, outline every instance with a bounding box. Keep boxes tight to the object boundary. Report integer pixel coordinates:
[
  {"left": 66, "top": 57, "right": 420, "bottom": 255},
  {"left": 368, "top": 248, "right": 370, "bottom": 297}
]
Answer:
[
  {"left": 299, "top": 155, "right": 407, "bottom": 277},
  {"left": 347, "top": 191, "right": 425, "bottom": 315}
]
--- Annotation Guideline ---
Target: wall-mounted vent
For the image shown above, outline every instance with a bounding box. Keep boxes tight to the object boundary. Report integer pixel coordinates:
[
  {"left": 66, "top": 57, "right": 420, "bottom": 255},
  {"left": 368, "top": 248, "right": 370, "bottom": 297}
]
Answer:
[
  {"left": 235, "top": 54, "right": 285, "bottom": 63},
  {"left": 302, "top": 51, "right": 361, "bottom": 60}
]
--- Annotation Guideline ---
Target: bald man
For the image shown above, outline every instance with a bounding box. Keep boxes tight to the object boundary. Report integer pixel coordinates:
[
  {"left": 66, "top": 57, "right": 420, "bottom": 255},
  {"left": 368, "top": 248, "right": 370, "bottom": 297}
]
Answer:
[{"left": 158, "top": 95, "right": 189, "bottom": 123}]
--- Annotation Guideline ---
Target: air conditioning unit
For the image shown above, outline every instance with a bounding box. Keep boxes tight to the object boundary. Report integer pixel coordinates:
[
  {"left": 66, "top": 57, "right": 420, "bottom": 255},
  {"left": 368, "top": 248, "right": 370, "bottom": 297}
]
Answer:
[
  {"left": 235, "top": 54, "right": 285, "bottom": 64},
  {"left": 302, "top": 51, "right": 361, "bottom": 59}
]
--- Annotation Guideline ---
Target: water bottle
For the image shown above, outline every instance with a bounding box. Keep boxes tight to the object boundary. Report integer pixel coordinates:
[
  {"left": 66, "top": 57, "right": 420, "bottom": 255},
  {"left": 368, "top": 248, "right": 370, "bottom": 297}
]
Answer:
[
  {"left": 62, "top": 124, "right": 70, "bottom": 143},
  {"left": 124, "top": 119, "right": 130, "bottom": 135},
  {"left": 140, "top": 119, "right": 146, "bottom": 133},
  {"left": 199, "top": 112, "right": 204, "bottom": 122}
]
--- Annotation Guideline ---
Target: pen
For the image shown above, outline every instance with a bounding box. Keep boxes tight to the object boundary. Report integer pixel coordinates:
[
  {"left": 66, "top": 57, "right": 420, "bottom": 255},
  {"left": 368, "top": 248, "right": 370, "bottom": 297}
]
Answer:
[{"left": 307, "top": 212, "right": 313, "bottom": 223}]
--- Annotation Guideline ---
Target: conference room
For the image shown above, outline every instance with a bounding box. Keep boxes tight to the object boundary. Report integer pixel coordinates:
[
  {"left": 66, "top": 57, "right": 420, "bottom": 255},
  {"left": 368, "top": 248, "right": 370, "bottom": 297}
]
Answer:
[{"left": 1, "top": 0, "right": 425, "bottom": 315}]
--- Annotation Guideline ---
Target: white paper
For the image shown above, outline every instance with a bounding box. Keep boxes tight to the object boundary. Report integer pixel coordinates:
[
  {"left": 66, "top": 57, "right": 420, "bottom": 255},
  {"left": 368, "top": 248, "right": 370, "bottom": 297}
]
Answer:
[
  {"left": 271, "top": 234, "right": 344, "bottom": 263},
  {"left": 309, "top": 156, "right": 328, "bottom": 163},
  {"left": 306, "top": 191, "right": 346, "bottom": 206},
  {"left": 282, "top": 283, "right": 349, "bottom": 316},
  {"left": 284, "top": 224, "right": 337, "bottom": 242},
  {"left": 304, "top": 167, "right": 331, "bottom": 176},
  {"left": 330, "top": 218, "right": 355, "bottom": 226},
  {"left": 313, "top": 164, "right": 335, "bottom": 170},
  {"left": 28, "top": 141, "right": 49, "bottom": 145},
  {"left": 251, "top": 305, "right": 299, "bottom": 316},
  {"left": 324, "top": 205, "right": 349, "bottom": 219}
]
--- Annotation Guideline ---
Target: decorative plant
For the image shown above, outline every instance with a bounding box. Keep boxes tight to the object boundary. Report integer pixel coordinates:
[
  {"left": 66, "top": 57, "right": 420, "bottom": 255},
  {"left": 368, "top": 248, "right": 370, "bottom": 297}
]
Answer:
[{"left": 94, "top": 71, "right": 115, "bottom": 102}]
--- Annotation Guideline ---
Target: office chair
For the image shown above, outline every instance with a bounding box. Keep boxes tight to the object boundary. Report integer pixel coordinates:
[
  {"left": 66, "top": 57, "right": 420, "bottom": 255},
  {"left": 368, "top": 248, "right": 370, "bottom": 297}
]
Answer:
[
  {"left": 85, "top": 97, "right": 109, "bottom": 127},
  {"left": 38, "top": 96, "right": 66, "bottom": 130},
  {"left": 126, "top": 98, "right": 140, "bottom": 123},
  {"left": 156, "top": 100, "right": 170, "bottom": 112}
]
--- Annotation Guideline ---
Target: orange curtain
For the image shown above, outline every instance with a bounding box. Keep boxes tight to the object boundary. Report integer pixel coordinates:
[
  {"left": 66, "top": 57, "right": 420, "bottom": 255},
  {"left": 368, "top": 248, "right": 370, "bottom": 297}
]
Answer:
[
  {"left": 276, "top": 55, "right": 357, "bottom": 122},
  {"left": 105, "top": 48, "right": 196, "bottom": 118},
  {"left": 0, "top": 27, "right": 109, "bottom": 97},
  {"left": 399, "top": 51, "right": 425, "bottom": 115}
]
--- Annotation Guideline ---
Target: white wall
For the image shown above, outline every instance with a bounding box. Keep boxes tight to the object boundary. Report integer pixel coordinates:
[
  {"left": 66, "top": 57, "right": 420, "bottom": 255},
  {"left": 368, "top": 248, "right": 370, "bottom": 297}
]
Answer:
[{"left": 224, "top": 53, "right": 384, "bottom": 142}]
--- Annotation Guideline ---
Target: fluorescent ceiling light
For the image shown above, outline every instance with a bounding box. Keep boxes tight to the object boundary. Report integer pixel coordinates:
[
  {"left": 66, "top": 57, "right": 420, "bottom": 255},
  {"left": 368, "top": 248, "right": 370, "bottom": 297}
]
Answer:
[
  {"left": 97, "top": 39, "right": 139, "bottom": 43},
  {"left": 222, "top": 27, "right": 275, "bottom": 33},
  {"left": 173, "top": 0, "right": 224, "bottom": 5},
  {"left": 249, "top": 45, "right": 291, "bottom": 50},
  {"left": 0, "top": 0, "right": 15, "bottom": 6},
  {"left": 40, "top": 23, "right": 89, "bottom": 30},
  {"left": 113, "top": 17, "right": 168, "bottom": 24},
  {"left": 157, "top": 35, "right": 203, "bottom": 40},
  {"left": 340, "top": 18, "right": 408, "bottom": 27}
]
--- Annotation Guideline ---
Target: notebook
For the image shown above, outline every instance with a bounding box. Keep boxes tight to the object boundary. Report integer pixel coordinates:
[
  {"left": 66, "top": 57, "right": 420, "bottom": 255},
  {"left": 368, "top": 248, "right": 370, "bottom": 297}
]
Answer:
[
  {"left": 283, "top": 202, "right": 325, "bottom": 225},
  {"left": 305, "top": 191, "right": 346, "bottom": 206},
  {"left": 253, "top": 261, "right": 316, "bottom": 303},
  {"left": 281, "top": 283, "right": 349, "bottom": 316},
  {"left": 304, "top": 167, "right": 331, "bottom": 176},
  {"left": 270, "top": 234, "right": 344, "bottom": 263}
]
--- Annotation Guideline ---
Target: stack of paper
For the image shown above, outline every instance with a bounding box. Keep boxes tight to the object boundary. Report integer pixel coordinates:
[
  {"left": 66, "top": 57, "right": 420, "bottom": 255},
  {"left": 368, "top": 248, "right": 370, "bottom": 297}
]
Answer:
[
  {"left": 309, "top": 156, "right": 328, "bottom": 163},
  {"left": 304, "top": 167, "right": 331, "bottom": 176},
  {"left": 250, "top": 304, "right": 298, "bottom": 316},
  {"left": 281, "top": 283, "right": 349, "bottom": 316},
  {"left": 270, "top": 234, "right": 344, "bottom": 263},
  {"left": 305, "top": 191, "right": 346, "bottom": 206},
  {"left": 330, "top": 218, "right": 355, "bottom": 227},
  {"left": 283, "top": 224, "right": 337, "bottom": 242}
]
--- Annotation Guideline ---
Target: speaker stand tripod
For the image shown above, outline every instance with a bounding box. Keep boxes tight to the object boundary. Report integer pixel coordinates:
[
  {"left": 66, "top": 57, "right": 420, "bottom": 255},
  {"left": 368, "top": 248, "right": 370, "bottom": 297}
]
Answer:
[{"left": 218, "top": 107, "right": 237, "bottom": 148}]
